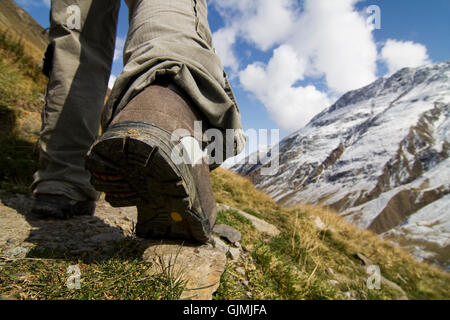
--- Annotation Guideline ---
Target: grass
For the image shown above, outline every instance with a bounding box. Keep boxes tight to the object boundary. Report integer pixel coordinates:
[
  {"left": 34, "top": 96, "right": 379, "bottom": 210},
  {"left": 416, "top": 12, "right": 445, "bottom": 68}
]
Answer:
[
  {"left": 0, "top": 30, "right": 45, "bottom": 84},
  {"left": 0, "top": 241, "right": 185, "bottom": 300},
  {"left": 0, "top": 31, "right": 46, "bottom": 193},
  {"left": 0, "top": 0, "right": 48, "bottom": 64},
  {"left": 211, "top": 169, "right": 450, "bottom": 300},
  {"left": 0, "top": 32, "right": 449, "bottom": 300}
]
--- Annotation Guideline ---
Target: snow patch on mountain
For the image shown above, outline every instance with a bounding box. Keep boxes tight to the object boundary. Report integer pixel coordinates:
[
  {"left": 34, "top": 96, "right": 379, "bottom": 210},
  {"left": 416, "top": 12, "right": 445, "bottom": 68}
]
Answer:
[{"left": 232, "top": 61, "right": 450, "bottom": 269}]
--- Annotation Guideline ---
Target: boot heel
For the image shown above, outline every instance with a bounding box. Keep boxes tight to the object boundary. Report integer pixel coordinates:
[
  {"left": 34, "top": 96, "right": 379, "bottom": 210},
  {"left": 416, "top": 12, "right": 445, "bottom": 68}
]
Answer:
[{"left": 85, "top": 121, "right": 212, "bottom": 242}]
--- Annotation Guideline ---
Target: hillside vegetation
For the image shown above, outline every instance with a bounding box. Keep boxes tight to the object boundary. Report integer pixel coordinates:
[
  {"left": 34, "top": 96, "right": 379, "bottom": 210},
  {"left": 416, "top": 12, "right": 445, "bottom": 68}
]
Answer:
[
  {"left": 0, "top": 0, "right": 48, "bottom": 63},
  {"left": 0, "top": 30, "right": 46, "bottom": 193},
  {"left": 212, "top": 169, "right": 449, "bottom": 299},
  {"left": 0, "top": 27, "right": 449, "bottom": 300}
]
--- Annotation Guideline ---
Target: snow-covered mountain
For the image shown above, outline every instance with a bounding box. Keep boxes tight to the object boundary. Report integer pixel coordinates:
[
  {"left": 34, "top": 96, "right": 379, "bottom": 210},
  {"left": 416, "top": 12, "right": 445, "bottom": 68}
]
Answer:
[{"left": 232, "top": 61, "right": 450, "bottom": 269}]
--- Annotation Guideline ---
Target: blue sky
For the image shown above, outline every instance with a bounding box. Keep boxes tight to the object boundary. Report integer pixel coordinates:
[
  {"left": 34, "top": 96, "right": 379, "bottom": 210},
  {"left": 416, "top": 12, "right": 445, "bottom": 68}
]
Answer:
[{"left": 14, "top": 0, "right": 450, "bottom": 145}]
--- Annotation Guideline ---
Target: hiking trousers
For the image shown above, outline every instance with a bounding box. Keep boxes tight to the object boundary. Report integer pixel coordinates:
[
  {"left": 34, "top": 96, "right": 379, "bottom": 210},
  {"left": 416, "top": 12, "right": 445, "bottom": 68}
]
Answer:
[{"left": 32, "top": 0, "right": 244, "bottom": 201}]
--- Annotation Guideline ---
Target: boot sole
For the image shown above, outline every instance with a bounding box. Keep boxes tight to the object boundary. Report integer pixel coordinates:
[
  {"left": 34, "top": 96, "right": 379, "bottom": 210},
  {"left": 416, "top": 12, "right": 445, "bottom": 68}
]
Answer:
[
  {"left": 31, "top": 197, "right": 95, "bottom": 219},
  {"left": 85, "top": 121, "right": 211, "bottom": 243}
]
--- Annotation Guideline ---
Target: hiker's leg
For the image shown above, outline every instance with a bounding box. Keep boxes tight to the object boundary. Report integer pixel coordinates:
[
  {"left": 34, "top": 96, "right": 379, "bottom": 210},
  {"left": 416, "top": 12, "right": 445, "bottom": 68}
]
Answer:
[
  {"left": 87, "top": 0, "right": 243, "bottom": 241},
  {"left": 32, "top": 0, "right": 121, "bottom": 201},
  {"left": 102, "top": 0, "right": 245, "bottom": 161}
]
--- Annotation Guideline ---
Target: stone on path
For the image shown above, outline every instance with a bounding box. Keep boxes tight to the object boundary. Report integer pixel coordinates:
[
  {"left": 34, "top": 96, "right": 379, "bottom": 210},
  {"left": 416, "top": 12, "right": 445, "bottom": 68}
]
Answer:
[
  {"left": 141, "top": 240, "right": 226, "bottom": 300},
  {"left": 217, "top": 204, "right": 280, "bottom": 237},
  {"left": 213, "top": 224, "right": 241, "bottom": 244}
]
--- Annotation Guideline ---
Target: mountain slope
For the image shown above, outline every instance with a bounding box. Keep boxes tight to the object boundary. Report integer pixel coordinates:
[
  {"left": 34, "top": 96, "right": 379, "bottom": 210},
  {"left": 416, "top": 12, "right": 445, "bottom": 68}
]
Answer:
[
  {"left": 0, "top": 0, "right": 48, "bottom": 63},
  {"left": 232, "top": 62, "right": 450, "bottom": 269}
]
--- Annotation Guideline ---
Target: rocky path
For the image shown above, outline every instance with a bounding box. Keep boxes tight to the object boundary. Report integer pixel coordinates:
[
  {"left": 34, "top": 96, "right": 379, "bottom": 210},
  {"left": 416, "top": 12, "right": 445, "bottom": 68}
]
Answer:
[{"left": 0, "top": 191, "right": 279, "bottom": 300}]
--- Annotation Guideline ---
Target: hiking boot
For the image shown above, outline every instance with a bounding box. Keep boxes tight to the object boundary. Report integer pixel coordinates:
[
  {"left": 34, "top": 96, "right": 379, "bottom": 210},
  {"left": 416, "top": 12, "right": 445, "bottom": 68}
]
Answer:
[
  {"left": 31, "top": 194, "right": 96, "bottom": 219},
  {"left": 85, "top": 81, "right": 216, "bottom": 243}
]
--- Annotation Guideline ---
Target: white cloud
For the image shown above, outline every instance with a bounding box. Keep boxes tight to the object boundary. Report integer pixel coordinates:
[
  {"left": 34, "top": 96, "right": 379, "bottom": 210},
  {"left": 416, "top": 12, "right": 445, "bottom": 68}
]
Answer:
[
  {"left": 113, "top": 37, "right": 125, "bottom": 62},
  {"left": 212, "top": 26, "right": 239, "bottom": 72},
  {"left": 240, "top": 45, "right": 330, "bottom": 131},
  {"left": 290, "top": 0, "right": 378, "bottom": 93},
  {"left": 214, "top": 0, "right": 377, "bottom": 131},
  {"left": 108, "top": 74, "right": 116, "bottom": 89},
  {"left": 212, "top": 0, "right": 429, "bottom": 133},
  {"left": 212, "top": 0, "right": 378, "bottom": 92},
  {"left": 241, "top": 0, "right": 297, "bottom": 51},
  {"left": 212, "top": 0, "right": 379, "bottom": 131},
  {"left": 380, "top": 39, "right": 430, "bottom": 74},
  {"left": 213, "top": 0, "right": 297, "bottom": 51}
]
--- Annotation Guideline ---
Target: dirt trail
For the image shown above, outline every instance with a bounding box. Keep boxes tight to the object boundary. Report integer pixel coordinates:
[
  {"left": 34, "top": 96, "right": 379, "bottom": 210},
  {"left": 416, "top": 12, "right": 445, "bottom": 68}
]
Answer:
[{"left": 0, "top": 192, "right": 227, "bottom": 299}]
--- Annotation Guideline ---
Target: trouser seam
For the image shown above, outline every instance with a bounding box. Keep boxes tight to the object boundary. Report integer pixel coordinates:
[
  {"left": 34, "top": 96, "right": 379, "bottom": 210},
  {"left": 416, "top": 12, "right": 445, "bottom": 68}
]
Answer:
[
  {"left": 192, "top": 0, "right": 206, "bottom": 44},
  {"left": 192, "top": 0, "right": 199, "bottom": 36}
]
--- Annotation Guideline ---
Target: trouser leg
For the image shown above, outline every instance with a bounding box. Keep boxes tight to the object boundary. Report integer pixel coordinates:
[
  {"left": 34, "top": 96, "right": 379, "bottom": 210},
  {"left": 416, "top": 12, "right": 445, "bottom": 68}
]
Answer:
[
  {"left": 103, "top": 0, "right": 245, "bottom": 159},
  {"left": 32, "top": 0, "right": 121, "bottom": 201}
]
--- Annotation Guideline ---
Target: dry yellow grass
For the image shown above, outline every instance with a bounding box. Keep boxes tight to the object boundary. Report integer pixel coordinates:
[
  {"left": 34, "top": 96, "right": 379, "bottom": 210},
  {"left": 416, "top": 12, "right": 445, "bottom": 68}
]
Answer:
[
  {"left": 212, "top": 167, "right": 450, "bottom": 300},
  {"left": 0, "top": 24, "right": 45, "bottom": 64},
  {"left": 211, "top": 167, "right": 279, "bottom": 211},
  {"left": 0, "top": 0, "right": 48, "bottom": 64}
]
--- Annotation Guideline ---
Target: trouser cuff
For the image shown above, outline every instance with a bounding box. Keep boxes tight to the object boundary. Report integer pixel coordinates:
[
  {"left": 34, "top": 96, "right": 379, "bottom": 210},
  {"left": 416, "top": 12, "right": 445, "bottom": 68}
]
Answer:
[{"left": 32, "top": 180, "right": 100, "bottom": 202}]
